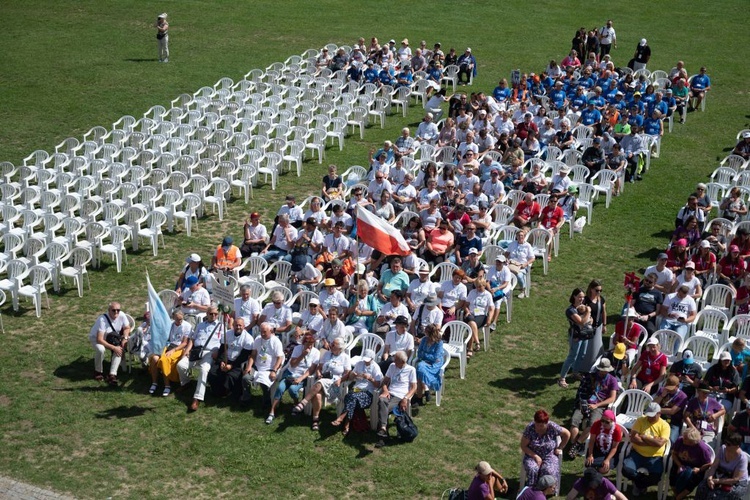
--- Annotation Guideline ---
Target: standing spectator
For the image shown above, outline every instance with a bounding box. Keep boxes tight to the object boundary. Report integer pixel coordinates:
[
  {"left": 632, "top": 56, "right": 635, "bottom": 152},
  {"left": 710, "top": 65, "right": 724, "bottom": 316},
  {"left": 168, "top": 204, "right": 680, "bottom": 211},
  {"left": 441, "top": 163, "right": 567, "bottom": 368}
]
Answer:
[
  {"left": 558, "top": 288, "right": 592, "bottom": 388},
  {"left": 155, "top": 13, "right": 169, "bottom": 63},
  {"left": 598, "top": 20, "right": 617, "bottom": 57},
  {"left": 632, "top": 39, "right": 651, "bottom": 71}
]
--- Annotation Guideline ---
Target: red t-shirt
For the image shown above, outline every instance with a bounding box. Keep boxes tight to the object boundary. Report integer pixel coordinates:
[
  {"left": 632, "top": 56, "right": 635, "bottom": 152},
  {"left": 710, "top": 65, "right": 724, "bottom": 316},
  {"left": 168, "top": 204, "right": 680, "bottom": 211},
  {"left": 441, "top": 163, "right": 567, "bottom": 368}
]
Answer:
[
  {"left": 731, "top": 236, "right": 750, "bottom": 257},
  {"left": 719, "top": 256, "right": 746, "bottom": 280},
  {"left": 589, "top": 420, "right": 623, "bottom": 455},
  {"left": 691, "top": 251, "right": 716, "bottom": 272},
  {"left": 614, "top": 320, "right": 641, "bottom": 348},
  {"left": 637, "top": 351, "right": 668, "bottom": 384},
  {"left": 541, "top": 205, "right": 564, "bottom": 229},
  {"left": 666, "top": 248, "right": 688, "bottom": 270},
  {"left": 515, "top": 200, "right": 541, "bottom": 222}
]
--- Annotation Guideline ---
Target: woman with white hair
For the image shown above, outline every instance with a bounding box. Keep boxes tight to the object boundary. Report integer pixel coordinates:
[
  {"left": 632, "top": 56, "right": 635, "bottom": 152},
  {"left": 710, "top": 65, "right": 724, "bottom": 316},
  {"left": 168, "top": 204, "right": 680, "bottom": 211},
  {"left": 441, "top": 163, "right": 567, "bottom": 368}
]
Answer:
[
  {"left": 155, "top": 13, "right": 169, "bottom": 63},
  {"left": 345, "top": 281, "right": 380, "bottom": 337},
  {"left": 331, "top": 349, "right": 382, "bottom": 436},
  {"left": 292, "top": 337, "right": 352, "bottom": 431},
  {"left": 317, "top": 307, "right": 347, "bottom": 351}
]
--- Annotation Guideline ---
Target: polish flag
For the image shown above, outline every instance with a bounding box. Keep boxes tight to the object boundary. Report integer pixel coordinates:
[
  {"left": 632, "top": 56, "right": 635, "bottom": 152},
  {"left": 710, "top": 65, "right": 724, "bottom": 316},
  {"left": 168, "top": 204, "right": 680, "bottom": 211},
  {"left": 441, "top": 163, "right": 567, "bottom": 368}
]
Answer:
[{"left": 356, "top": 205, "right": 411, "bottom": 256}]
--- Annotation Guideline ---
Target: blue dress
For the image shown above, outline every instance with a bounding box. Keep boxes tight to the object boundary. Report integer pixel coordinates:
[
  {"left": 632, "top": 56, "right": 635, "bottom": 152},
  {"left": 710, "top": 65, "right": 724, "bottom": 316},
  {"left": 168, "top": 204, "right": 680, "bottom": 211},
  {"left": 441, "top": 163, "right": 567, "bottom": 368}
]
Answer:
[{"left": 416, "top": 338, "right": 444, "bottom": 391}]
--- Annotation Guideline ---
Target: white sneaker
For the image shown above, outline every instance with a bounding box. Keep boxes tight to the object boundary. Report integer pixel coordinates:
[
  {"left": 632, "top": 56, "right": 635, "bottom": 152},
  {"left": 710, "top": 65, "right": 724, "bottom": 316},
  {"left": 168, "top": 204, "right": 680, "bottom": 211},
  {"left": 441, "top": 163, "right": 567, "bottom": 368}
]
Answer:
[
  {"left": 265, "top": 414, "right": 275, "bottom": 424},
  {"left": 517, "top": 292, "right": 526, "bottom": 299}
]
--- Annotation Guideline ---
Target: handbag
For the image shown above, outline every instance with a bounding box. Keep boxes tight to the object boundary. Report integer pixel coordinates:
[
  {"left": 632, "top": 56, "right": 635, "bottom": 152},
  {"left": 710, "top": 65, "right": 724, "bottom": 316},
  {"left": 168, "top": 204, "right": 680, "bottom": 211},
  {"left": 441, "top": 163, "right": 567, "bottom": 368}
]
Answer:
[
  {"left": 573, "top": 324, "right": 595, "bottom": 340},
  {"left": 103, "top": 314, "right": 124, "bottom": 347},
  {"left": 156, "top": 32, "right": 166, "bottom": 40},
  {"left": 188, "top": 321, "right": 223, "bottom": 362}
]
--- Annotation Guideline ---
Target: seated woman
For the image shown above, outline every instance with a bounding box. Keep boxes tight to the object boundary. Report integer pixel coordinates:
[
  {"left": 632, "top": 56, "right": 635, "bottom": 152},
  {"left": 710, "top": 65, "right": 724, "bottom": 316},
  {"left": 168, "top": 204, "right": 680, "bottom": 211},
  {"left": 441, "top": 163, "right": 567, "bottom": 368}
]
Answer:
[
  {"left": 330, "top": 349, "right": 382, "bottom": 436},
  {"left": 148, "top": 311, "right": 192, "bottom": 396},
  {"left": 292, "top": 337, "right": 352, "bottom": 431},
  {"left": 414, "top": 323, "right": 444, "bottom": 405},
  {"left": 438, "top": 269, "right": 468, "bottom": 324},
  {"left": 423, "top": 219, "right": 455, "bottom": 265},
  {"left": 467, "top": 461, "right": 508, "bottom": 500},
  {"left": 522, "top": 162, "right": 547, "bottom": 194},
  {"left": 521, "top": 409, "right": 570, "bottom": 489},
  {"left": 302, "top": 196, "right": 328, "bottom": 227},
  {"left": 695, "top": 433, "right": 749, "bottom": 499},
  {"left": 401, "top": 216, "right": 426, "bottom": 254},
  {"left": 316, "top": 307, "right": 347, "bottom": 351},
  {"left": 464, "top": 279, "right": 494, "bottom": 354},
  {"left": 673, "top": 215, "right": 702, "bottom": 251},
  {"left": 269, "top": 333, "right": 319, "bottom": 420},
  {"left": 319, "top": 277, "right": 348, "bottom": 317},
  {"left": 720, "top": 187, "right": 748, "bottom": 223},
  {"left": 718, "top": 245, "right": 746, "bottom": 294},
  {"left": 373, "top": 190, "right": 396, "bottom": 224},
  {"left": 670, "top": 427, "right": 714, "bottom": 500},
  {"left": 175, "top": 253, "right": 208, "bottom": 291},
  {"left": 345, "top": 281, "right": 380, "bottom": 337}
]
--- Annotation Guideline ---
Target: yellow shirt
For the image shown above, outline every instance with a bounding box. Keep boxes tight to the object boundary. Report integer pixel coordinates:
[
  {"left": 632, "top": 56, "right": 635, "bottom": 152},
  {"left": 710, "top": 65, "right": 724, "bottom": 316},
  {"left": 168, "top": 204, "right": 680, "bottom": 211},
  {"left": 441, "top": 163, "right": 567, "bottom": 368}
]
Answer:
[{"left": 631, "top": 416, "right": 670, "bottom": 457}]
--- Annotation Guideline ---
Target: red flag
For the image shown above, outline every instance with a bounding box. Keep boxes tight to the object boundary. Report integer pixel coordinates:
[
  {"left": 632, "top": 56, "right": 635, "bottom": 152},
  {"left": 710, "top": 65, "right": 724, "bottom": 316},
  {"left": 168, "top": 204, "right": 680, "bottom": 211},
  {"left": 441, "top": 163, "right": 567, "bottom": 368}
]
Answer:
[{"left": 356, "top": 205, "right": 411, "bottom": 256}]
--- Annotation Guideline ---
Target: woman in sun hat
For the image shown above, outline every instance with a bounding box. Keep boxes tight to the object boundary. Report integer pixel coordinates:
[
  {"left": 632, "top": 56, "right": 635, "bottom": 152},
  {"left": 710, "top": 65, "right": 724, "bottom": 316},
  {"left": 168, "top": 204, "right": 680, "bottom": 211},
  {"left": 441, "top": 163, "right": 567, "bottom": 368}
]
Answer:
[
  {"left": 613, "top": 308, "right": 643, "bottom": 365},
  {"left": 175, "top": 252, "right": 207, "bottom": 291},
  {"left": 155, "top": 13, "right": 169, "bottom": 62}
]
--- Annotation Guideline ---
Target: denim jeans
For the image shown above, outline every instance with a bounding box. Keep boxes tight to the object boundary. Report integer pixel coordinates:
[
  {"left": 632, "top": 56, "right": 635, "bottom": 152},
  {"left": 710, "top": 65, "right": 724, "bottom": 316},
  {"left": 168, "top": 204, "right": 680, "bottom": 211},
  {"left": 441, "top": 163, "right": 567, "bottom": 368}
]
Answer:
[
  {"left": 273, "top": 370, "right": 304, "bottom": 402},
  {"left": 262, "top": 248, "right": 290, "bottom": 263},
  {"left": 560, "top": 336, "right": 589, "bottom": 378},
  {"left": 659, "top": 318, "right": 688, "bottom": 341},
  {"left": 622, "top": 449, "right": 664, "bottom": 489}
]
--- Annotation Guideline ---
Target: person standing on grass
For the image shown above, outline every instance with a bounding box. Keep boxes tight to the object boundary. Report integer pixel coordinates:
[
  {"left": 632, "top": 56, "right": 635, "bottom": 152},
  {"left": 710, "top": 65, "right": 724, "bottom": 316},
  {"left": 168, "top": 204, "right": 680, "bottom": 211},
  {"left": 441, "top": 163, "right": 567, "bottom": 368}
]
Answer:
[
  {"left": 89, "top": 301, "right": 132, "bottom": 386},
  {"left": 155, "top": 13, "right": 168, "bottom": 63}
]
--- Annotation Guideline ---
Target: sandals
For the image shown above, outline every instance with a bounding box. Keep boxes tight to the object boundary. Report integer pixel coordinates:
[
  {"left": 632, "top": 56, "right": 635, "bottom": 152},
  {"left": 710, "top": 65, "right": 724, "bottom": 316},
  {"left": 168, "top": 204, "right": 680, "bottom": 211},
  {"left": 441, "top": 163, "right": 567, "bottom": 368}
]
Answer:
[
  {"left": 331, "top": 419, "right": 343, "bottom": 427},
  {"left": 265, "top": 414, "right": 275, "bottom": 424},
  {"left": 292, "top": 402, "right": 306, "bottom": 415},
  {"left": 472, "top": 342, "right": 481, "bottom": 352},
  {"left": 162, "top": 386, "right": 172, "bottom": 397},
  {"left": 557, "top": 378, "right": 569, "bottom": 388},
  {"left": 149, "top": 383, "right": 158, "bottom": 395},
  {"left": 311, "top": 418, "right": 320, "bottom": 431},
  {"left": 342, "top": 424, "right": 350, "bottom": 436}
]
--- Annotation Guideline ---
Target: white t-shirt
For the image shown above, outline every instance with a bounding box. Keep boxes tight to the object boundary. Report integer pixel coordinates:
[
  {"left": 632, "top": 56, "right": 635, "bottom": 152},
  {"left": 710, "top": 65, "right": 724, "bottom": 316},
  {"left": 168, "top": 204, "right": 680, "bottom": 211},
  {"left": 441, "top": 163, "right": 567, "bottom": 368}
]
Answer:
[
  {"left": 329, "top": 212, "right": 353, "bottom": 229},
  {"left": 384, "top": 331, "right": 415, "bottom": 354},
  {"left": 319, "top": 351, "right": 352, "bottom": 381},
  {"left": 88, "top": 312, "right": 130, "bottom": 341},
  {"left": 323, "top": 233, "right": 352, "bottom": 257},
  {"left": 245, "top": 222, "right": 268, "bottom": 242},
  {"left": 298, "top": 310, "right": 324, "bottom": 333},
  {"left": 271, "top": 224, "right": 296, "bottom": 251},
  {"left": 412, "top": 305, "right": 444, "bottom": 331},
  {"left": 675, "top": 272, "right": 701, "bottom": 297},
  {"left": 645, "top": 265, "right": 675, "bottom": 288},
  {"left": 303, "top": 209, "right": 328, "bottom": 227},
  {"left": 319, "top": 289, "right": 348, "bottom": 315},
  {"left": 379, "top": 302, "right": 410, "bottom": 326},
  {"left": 295, "top": 263, "right": 322, "bottom": 283},
  {"left": 251, "top": 335, "right": 285, "bottom": 384},
  {"left": 180, "top": 286, "right": 211, "bottom": 315},
  {"left": 166, "top": 321, "right": 192, "bottom": 346},
  {"left": 234, "top": 297, "right": 261, "bottom": 326},
  {"left": 408, "top": 278, "right": 438, "bottom": 307},
  {"left": 277, "top": 204, "right": 304, "bottom": 223},
  {"left": 662, "top": 293, "right": 697, "bottom": 320},
  {"left": 488, "top": 265, "right": 513, "bottom": 295},
  {"left": 384, "top": 363, "right": 417, "bottom": 399},
  {"left": 467, "top": 289, "right": 494, "bottom": 316},
  {"left": 260, "top": 303, "right": 293, "bottom": 329},
  {"left": 296, "top": 227, "right": 325, "bottom": 257},
  {"left": 352, "top": 360, "right": 383, "bottom": 392},
  {"left": 439, "top": 281, "right": 467, "bottom": 308},
  {"left": 190, "top": 319, "right": 224, "bottom": 350},
  {"left": 318, "top": 318, "right": 348, "bottom": 344},
  {"left": 224, "top": 328, "right": 254, "bottom": 362},
  {"left": 287, "top": 344, "right": 320, "bottom": 378}
]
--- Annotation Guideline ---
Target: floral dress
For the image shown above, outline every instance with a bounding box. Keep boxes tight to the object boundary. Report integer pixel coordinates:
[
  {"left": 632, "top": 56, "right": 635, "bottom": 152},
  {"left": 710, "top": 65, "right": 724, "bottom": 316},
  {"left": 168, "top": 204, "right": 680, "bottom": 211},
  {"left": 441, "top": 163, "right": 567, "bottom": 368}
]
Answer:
[{"left": 522, "top": 421, "right": 562, "bottom": 488}]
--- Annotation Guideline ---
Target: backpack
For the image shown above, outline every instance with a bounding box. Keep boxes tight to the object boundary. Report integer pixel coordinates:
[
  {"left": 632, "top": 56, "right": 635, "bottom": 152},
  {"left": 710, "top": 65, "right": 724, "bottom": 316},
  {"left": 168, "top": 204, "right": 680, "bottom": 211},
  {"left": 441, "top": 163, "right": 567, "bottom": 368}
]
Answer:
[
  {"left": 395, "top": 413, "right": 418, "bottom": 442},
  {"left": 350, "top": 407, "right": 369, "bottom": 433}
]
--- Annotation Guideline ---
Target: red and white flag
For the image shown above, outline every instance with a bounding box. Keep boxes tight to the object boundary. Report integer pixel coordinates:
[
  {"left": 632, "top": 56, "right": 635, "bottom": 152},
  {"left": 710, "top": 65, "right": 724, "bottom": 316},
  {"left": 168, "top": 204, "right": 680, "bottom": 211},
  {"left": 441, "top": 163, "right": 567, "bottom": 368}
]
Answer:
[{"left": 356, "top": 205, "right": 410, "bottom": 256}]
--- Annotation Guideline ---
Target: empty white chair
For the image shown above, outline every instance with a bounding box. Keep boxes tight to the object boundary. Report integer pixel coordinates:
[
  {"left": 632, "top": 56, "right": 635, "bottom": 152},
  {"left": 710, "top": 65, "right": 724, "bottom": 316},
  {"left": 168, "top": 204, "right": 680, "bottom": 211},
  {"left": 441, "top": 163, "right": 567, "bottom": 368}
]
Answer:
[
  {"left": 611, "top": 388, "right": 652, "bottom": 430},
  {"left": 59, "top": 247, "right": 93, "bottom": 297},
  {"left": 136, "top": 211, "right": 167, "bottom": 256},
  {"left": 98, "top": 226, "right": 130, "bottom": 273},
  {"left": 17, "top": 265, "right": 51, "bottom": 318},
  {"left": 700, "top": 284, "right": 735, "bottom": 317},
  {"left": 441, "top": 321, "right": 472, "bottom": 380},
  {"left": 691, "top": 309, "right": 729, "bottom": 344},
  {"left": 723, "top": 314, "right": 750, "bottom": 343},
  {"left": 0, "top": 259, "right": 29, "bottom": 311},
  {"left": 172, "top": 194, "right": 201, "bottom": 236}
]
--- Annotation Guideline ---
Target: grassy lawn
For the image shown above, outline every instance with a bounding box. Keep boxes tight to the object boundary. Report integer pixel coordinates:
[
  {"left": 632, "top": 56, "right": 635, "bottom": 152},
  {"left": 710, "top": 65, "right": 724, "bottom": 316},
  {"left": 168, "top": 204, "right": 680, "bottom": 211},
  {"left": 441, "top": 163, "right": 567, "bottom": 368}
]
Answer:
[{"left": 1, "top": 1, "right": 749, "bottom": 498}]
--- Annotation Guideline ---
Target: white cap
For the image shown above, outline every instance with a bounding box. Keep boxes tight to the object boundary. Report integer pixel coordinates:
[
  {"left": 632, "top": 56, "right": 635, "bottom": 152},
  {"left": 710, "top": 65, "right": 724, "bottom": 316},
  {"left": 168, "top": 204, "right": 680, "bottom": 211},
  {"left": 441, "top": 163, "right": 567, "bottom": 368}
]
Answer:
[
  {"left": 640, "top": 38, "right": 647, "bottom": 46},
  {"left": 646, "top": 337, "right": 659, "bottom": 346},
  {"left": 309, "top": 298, "right": 320, "bottom": 306},
  {"left": 186, "top": 253, "right": 201, "bottom": 263},
  {"left": 158, "top": 12, "right": 167, "bottom": 18},
  {"left": 362, "top": 349, "right": 376, "bottom": 362},
  {"left": 468, "top": 248, "right": 479, "bottom": 255}
]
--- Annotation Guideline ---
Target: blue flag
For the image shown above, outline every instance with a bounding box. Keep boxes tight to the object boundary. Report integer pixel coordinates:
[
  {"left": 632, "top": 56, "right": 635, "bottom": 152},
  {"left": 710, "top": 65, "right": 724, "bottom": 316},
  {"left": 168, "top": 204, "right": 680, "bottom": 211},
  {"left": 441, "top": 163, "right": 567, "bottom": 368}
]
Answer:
[{"left": 147, "top": 273, "right": 171, "bottom": 354}]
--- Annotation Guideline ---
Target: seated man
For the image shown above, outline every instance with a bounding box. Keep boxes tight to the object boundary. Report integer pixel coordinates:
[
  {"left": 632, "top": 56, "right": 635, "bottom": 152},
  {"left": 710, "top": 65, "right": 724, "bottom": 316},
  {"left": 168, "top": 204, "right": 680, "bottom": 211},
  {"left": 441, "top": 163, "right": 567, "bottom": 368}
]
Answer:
[
  {"left": 456, "top": 47, "right": 476, "bottom": 85},
  {"left": 565, "top": 468, "right": 626, "bottom": 500},
  {"left": 376, "top": 257, "right": 410, "bottom": 304},
  {"left": 277, "top": 194, "right": 304, "bottom": 228},
  {"left": 89, "top": 301, "right": 132, "bottom": 386},
  {"left": 683, "top": 381, "right": 726, "bottom": 447},
  {"left": 210, "top": 236, "right": 241, "bottom": 273},
  {"left": 658, "top": 283, "right": 697, "bottom": 341},
  {"left": 258, "top": 291, "right": 293, "bottom": 335},
  {"left": 505, "top": 229, "right": 535, "bottom": 299},
  {"left": 620, "top": 125, "right": 647, "bottom": 182},
  {"left": 376, "top": 351, "right": 417, "bottom": 439},
  {"left": 234, "top": 284, "right": 261, "bottom": 332},
  {"left": 261, "top": 213, "right": 296, "bottom": 263},
  {"left": 207, "top": 317, "right": 253, "bottom": 399},
  {"left": 176, "top": 306, "right": 225, "bottom": 412},
  {"left": 394, "top": 127, "right": 416, "bottom": 156},
  {"left": 621, "top": 402, "right": 670, "bottom": 496},
  {"left": 567, "top": 359, "right": 618, "bottom": 458},
  {"left": 513, "top": 192, "right": 541, "bottom": 229},
  {"left": 689, "top": 66, "right": 711, "bottom": 111},
  {"left": 632, "top": 272, "right": 664, "bottom": 334},
  {"left": 175, "top": 275, "right": 211, "bottom": 320},
  {"left": 645, "top": 253, "right": 675, "bottom": 294},
  {"left": 669, "top": 349, "right": 703, "bottom": 400},
  {"left": 581, "top": 137, "right": 606, "bottom": 177},
  {"left": 241, "top": 322, "right": 285, "bottom": 409},
  {"left": 415, "top": 113, "right": 439, "bottom": 144},
  {"left": 268, "top": 332, "right": 319, "bottom": 423}
]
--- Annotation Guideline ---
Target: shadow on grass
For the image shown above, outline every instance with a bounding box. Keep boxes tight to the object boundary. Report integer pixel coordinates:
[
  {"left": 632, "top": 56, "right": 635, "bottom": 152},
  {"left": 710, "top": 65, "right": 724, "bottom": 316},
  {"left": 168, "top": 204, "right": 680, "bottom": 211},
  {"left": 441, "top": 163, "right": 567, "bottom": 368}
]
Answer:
[
  {"left": 124, "top": 58, "right": 159, "bottom": 63},
  {"left": 635, "top": 246, "right": 669, "bottom": 262},
  {"left": 53, "top": 356, "right": 98, "bottom": 382},
  {"left": 490, "top": 362, "right": 561, "bottom": 398},
  {"left": 95, "top": 405, "right": 155, "bottom": 419}
]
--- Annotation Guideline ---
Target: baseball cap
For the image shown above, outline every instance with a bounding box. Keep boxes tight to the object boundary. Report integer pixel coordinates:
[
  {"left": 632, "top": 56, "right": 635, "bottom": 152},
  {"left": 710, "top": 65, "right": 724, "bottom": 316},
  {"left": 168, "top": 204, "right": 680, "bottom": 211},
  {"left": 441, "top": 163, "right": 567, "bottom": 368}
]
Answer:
[
  {"left": 719, "top": 351, "right": 732, "bottom": 361},
  {"left": 676, "top": 238, "right": 688, "bottom": 247},
  {"left": 222, "top": 236, "right": 233, "bottom": 247},
  {"left": 468, "top": 248, "right": 479, "bottom": 255},
  {"left": 731, "top": 245, "right": 741, "bottom": 253},
  {"left": 646, "top": 337, "right": 659, "bottom": 346},
  {"left": 184, "top": 276, "right": 199, "bottom": 287},
  {"left": 682, "top": 349, "right": 695, "bottom": 364},
  {"left": 700, "top": 240, "right": 711, "bottom": 248},
  {"left": 657, "top": 252, "right": 668, "bottom": 260},
  {"left": 361, "top": 349, "right": 376, "bottom": 363},
  {"left": 593, "top": 137, "right": 602, "bottom": 144},
  {"left": 640, "top": 38, "right": 647, "bottom": 46},
  {"left": 476, "top": 461, "right": 492, "bottom": 475},
  {"left": 685, "top": 261, "right": 696, "bottom": 269},
  {"left": 644, "top": 402, "right": 661, "bottom": 417},
  {"left": 495, "top": 255, "right": 507, "bottom": 263},
  {"left": 394, "top": 315, "right": 410, "bottom": 325},
  {"left": 186, "top": 253, "right": 201, "bottom": 263},
  {"left": 664, "top": 375, "right": 680, "bottom": 390}
]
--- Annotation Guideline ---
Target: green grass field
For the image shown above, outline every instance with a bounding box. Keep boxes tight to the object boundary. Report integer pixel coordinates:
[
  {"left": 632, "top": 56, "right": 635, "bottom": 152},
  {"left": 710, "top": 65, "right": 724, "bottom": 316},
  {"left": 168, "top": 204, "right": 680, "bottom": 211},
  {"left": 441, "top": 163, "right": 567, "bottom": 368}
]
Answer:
[{"left": 1, "top": 1, "right": 749, "bottom": 498}]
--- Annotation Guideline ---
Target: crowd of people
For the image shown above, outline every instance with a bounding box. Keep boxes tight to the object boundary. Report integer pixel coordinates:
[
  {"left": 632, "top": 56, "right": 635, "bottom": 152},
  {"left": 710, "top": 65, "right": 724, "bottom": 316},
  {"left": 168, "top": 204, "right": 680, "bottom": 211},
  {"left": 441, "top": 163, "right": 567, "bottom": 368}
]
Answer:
[{"left": 83, "top": 27, "right": 733, "bottom": 498}]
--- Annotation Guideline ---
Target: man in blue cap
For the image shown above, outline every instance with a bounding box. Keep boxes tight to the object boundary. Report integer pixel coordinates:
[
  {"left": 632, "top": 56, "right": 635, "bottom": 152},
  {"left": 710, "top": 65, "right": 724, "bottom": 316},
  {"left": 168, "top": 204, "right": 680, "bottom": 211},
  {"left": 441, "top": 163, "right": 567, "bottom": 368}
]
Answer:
[{"left": 210, "top": 236, "right": 241, "bottom": 273}]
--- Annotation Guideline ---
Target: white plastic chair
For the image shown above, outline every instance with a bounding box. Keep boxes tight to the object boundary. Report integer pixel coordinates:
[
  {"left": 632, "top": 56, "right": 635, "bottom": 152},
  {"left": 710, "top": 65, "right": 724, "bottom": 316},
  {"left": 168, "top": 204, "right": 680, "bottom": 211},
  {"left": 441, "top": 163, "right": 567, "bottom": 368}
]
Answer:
[
  {"left": 691, "top": 309, "right": 729, "bottom": 344},
  {"left": 59, "top": 247, "right": 92, "bottom": 297},
  {"left": 652, "top": 329, "right": 685, "bottom": 364},
  {"left": 441, "top": 321, "right": 472, "bottom": 380},
  {"left": 527, "top": 227, "right": 551, "bottom": 275},
  {"left": 723, "top": 314, "right": 750, "bottom": 343},
  {"left": 430, "top": 262, "right": 459, "bottom": 283},
  {"left": 346, "top": 332, "right": 385, "bottom": 359},
  {"left": 98, "top": 226, "right": 130, "bottom": 273},
  {"left": 17, "top": 265, "right": 51, "bottom": 318},
  {"left": 700, "top": 284, "right": 735, "bottom": 317},
  {"left": 682, "top": 336, "right": 719, "bottom": 371},
  {"left": 201, "top": 178, "right": 230, "bottom": 221},
  {"left": 434, "top": 347, "right": 451, "bottom": 407},
  {"left": 611, "top": 389, "right": 653, "bottom": 430}
]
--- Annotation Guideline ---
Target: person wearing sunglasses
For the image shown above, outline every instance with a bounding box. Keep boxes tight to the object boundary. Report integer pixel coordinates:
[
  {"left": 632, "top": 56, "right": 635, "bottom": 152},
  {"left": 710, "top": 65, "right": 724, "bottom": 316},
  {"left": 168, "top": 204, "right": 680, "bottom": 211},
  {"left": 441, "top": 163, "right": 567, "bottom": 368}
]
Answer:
[
  {"left": 88, "top": 302, "right": 131, "bottom": 386},
  {"left": 632, "top": 272, "right": 663, "bottom": 334}
]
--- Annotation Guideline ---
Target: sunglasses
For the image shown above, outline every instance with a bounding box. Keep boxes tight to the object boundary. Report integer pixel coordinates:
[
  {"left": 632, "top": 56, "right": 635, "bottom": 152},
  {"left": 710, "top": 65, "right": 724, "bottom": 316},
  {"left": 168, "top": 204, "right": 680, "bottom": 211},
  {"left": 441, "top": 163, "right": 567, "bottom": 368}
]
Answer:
[
  {"left": 273, "top": 301, "right": 283, "bottom": 305},
  {"left": 110, "top": 309, "right": 121, "bottom": 313}
]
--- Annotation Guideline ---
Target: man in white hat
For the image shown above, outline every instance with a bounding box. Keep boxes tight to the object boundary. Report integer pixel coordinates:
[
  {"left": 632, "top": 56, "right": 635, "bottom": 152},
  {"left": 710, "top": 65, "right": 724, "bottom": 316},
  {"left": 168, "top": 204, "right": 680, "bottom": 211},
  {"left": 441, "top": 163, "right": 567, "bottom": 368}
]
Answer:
[
  {"left": 632, "top": 38, "right": 651, "bottom": 71},
  {"left": 621, "top": 402, "right": 669, "bottom": 495},
  {"left": 406, "top": 264, "right": 437, "bottom": 312},
  {"left": 733, "top": 131, "right": 750, "bottom": 161},
  {"left": 155, "top": 13, "right": 169, "bottom": 63},
  {"left": 456, "top": 47, "right": 476, "bottom": 85},
  {"left": 416, "top": 112, "right": 439, "bottom": 144}
]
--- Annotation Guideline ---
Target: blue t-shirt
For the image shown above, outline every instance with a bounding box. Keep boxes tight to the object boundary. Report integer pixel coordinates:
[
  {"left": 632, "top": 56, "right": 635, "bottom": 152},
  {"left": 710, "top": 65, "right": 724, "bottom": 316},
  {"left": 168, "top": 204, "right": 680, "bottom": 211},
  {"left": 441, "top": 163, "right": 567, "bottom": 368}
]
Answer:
[
  {"left": 691, "top": 74, "right": 711, "bottom": 90},
  {"left": 580, "top": 108, "right": 602, "bottom": 126}
]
